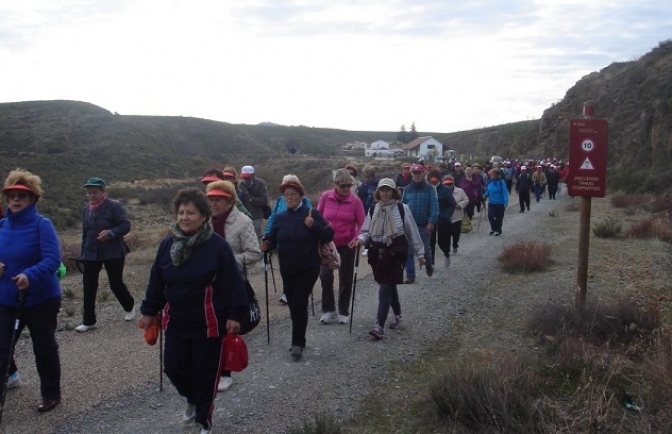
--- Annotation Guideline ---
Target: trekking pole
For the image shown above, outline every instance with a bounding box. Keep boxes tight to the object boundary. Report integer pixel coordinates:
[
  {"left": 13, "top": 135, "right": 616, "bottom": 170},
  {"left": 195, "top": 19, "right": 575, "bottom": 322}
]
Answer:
[
  {"left": 477, "top": 201, "right": 486, "bottom": 232},
  {"left": 268, "top": 252, "right": 278, "bottom": 293},
  {"left": 264, "top": 252, "right": 270, "bottom": 345},
  {"left": 159, "top": 312, "right": 163, "bottom": 392},
  {"left": 0, "top": 289, "right": 27, "bottom": 425},
  {"left": 310, "top": 290, "right": 315, "bottom": 316},
  {"left": 349, "top": 245, "right": 361, "bottom": 334}
]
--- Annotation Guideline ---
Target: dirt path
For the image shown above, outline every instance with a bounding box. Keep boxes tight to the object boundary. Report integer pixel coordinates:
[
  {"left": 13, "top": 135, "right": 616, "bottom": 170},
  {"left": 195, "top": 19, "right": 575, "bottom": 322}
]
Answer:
[{"left": 3, "top": 195, "right": 589, "bottom": 434}]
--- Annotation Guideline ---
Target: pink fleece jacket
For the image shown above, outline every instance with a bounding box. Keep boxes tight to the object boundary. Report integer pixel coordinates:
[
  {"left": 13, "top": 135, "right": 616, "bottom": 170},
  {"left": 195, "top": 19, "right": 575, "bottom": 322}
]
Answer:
[{"left": 317, "top": 189, "right": 365, "bottom": 248}]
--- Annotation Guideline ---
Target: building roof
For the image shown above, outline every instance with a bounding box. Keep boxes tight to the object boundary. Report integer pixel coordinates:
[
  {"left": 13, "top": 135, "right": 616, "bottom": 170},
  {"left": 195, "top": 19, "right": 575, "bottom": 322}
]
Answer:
[{"left": 402, "top": 136, "right": 434, "bottom": 150}]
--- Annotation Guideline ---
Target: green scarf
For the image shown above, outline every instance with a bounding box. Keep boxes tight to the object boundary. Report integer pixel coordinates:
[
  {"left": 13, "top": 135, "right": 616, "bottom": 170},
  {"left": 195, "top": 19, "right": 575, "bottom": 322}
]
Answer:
[{"left": 169, "top": 221, "right": 214, "bottom": 267}]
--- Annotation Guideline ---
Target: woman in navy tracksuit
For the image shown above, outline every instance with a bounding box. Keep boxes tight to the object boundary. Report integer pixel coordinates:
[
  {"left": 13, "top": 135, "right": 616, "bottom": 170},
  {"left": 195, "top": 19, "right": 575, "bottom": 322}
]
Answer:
[
  {"left": 483, "top": 169, "right": 509, "bottom": 236},
  {"left": 139, "top": 188, "right": 248, "bottom": 434},
  {"left": 262, "top": 179, "right": 334, "bottom": 360}
]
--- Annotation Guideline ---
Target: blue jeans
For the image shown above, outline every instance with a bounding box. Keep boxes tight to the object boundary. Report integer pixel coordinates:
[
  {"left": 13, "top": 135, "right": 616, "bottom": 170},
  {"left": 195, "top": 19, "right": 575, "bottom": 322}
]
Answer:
[
  {"left": 534, "top": 185, "right": 543, "bottom": 201},
  {"left": 404, "top": 225, "right": 432, "bottom": 278}
]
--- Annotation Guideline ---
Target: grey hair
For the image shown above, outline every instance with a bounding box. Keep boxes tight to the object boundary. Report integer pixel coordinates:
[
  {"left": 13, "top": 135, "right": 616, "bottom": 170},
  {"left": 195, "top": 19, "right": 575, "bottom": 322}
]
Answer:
[
  {"left": 465, "top": 167, "right": 473, "bottom": 175},
  {"left": 282, "top": 174, "right": 301, "bottom": 183},
  {"left": 332, "top": 168, "right": 353, "bottom": 185}
]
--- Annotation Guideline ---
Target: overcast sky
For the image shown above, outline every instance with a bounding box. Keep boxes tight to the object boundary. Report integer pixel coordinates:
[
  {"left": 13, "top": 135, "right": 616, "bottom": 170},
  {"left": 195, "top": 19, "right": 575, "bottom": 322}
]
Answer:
[{"left": 1, "top": 1, "right": 670, "bottom": 132}]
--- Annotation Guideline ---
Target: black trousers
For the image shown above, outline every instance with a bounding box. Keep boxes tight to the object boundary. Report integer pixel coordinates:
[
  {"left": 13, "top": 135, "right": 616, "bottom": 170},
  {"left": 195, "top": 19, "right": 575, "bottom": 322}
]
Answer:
[
  {"left": 320, "top": 246, "right": 356, "bottom": 316},
  {"left": 487, "top": 203, "right": 506, "bottom": 233},
  {"left": 164, "top": 334, "right": 222, "bottom": 430},
  {"left": 431, "top": 222, "right": 458, "bottom": 259},
  {"left": 281, "top": 267, "right": 320, "bottom": 348},
  {"left": 82, "top": 256, "right": 134, "bottom": 325},
  {"left": 548, "top": 183, "right": 558, "bottom": 199},
  {"left": 518, "top": 191, "right": 531, "bottom": 211},
  {"left": 0, "top": 297, "right": 61, "bottom": 401}
]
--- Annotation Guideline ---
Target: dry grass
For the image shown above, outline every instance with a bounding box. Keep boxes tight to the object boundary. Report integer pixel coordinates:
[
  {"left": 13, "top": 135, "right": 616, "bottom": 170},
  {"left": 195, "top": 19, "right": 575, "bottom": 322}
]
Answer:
[
  {"left": 625, "top": 216, "right": 672, "bottom": 243},
  {"left": 592, "top": 216, "right": 622, "bottom": 238},
  {"left": 498, "top": 241, "right": 553, "bottom": 273}
]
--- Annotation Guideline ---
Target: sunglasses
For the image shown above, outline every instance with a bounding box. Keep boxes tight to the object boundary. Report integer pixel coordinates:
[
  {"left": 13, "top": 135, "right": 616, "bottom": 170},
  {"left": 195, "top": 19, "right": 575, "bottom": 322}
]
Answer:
[
  {"left": 337, "top": 183, "right": 353, "bottom": 189},
  {"left": 6, "top": 192, "right": 30, "bottom": 200}
]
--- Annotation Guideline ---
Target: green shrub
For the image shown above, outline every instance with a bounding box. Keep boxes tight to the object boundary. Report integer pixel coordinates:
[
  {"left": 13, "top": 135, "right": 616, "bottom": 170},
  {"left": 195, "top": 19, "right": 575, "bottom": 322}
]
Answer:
[
  {"left": 289, "top": 414, "right": 342, "bottom": 434},
  {"left": 592, "top": 217, "right": 622, "bottom": 238}
]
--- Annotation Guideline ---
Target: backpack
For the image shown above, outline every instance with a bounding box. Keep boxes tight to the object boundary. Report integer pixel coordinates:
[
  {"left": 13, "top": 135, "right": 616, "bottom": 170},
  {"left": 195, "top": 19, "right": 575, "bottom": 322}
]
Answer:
[{"left": 238, "top": 261, "right": 261, "bottom": 335}]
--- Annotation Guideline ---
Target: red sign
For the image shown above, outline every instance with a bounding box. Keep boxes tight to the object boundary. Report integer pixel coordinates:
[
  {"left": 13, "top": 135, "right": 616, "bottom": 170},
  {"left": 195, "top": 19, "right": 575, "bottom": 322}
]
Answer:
[{"left": 567, "top": 118, "right": 608, "bottom": 198}]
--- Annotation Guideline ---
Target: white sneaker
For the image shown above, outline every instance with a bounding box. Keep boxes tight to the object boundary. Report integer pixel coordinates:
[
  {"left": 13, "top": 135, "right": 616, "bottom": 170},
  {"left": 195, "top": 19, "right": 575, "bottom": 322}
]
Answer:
[
  {"left": 320, "top": 311, "right": 337, "bottom": 324},
  {"left": 7, "top": 372, "right": 21, "bottom": 389},
  {"left": 200, "top": 426, "right": 212, "bottom": 434},
  {"left": 218, "top": 376, "right": 233, "bottom": 392},
  {"left": 183, "top": 403, "right": 196, "bottom": 423},
  {"left": 338, "top": 315, "right": 350, "bottom": 324},
  {"left": 362, "top": 249, "right": 368, "bottom": 256},
  {"left": 75, "top": 323, "right": 97, "bottom": 333},
  {"left": 124, "top": 304, "right": 136, "bottom": 321},
  {"left": 279, "top": 294, "right": 288, "bottom": 305}
]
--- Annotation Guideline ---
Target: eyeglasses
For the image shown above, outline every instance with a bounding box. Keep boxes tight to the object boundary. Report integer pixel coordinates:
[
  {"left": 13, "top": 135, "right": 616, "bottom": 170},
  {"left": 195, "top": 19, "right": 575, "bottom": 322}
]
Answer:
[
  {"left": 336, "top": 183, "right": 353, "bottom": 189},
  {"left": 283, "top": 192, "right": 301, "bottom": 198},
  {"left": 6, "top": 192, "right": 30, "bottom": 200}
]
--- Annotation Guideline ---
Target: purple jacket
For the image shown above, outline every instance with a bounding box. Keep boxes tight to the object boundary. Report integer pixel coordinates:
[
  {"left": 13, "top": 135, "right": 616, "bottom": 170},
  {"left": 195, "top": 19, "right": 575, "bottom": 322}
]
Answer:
[{"left": 460, "top": 176, "right": 484, "bottom": 204}]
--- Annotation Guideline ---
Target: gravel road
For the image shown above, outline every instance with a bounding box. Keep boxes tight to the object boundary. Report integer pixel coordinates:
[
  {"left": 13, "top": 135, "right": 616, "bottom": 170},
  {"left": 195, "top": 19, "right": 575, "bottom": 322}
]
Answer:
[{"left": 3, "top": 195, "right": 568, "bottom": 434}]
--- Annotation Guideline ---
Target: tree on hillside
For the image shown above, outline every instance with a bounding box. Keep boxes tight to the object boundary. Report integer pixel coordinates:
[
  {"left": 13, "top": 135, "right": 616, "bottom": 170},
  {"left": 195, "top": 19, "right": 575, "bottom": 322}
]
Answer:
[
  {"left": 397, "top": 124, "right": 409, "bottom": 144},
  {"left": 408, "top": 122, "right": 419, "bottom": 142}
]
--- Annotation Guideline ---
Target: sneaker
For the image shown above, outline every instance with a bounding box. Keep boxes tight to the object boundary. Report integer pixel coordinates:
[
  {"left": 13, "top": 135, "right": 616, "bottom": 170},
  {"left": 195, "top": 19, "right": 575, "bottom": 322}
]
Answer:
[
  {"left": 124, "top": 304, "right": 136, "bottom": 321},
  {"left": 320, "top": 311, "right": 337, "bottom": 324},
  {"left": 519, "top": 209, "right": 524, "bottom": 213},
  {"left": 290, "top": 345, "right": 303, "bottom": 360},
  {"left": 75, "top": 323, "right": 97, "bottom": 333},
  {"left": 200, "top": 426, "right": 212, "bottom": 434},
  {"left": 388, "top": 315, "right": 403, "bottom": 329},
  {"left": 527, "top": 206, "right": 530, "bottom": 211},
  {"left": 218, "top": 376, "right": 233, "bottom": 392},
  {"left": 453, "top": 247, "right": 458, "bottom": 254},
  {"left": 7, "top": 372, "right": 21, "bottom": 389},
  {"left": 183, "top": 403, "right": 196, "bottom": 423},
  {"left": 369, "top": 325, "right": 384, "bottom": 340},
  {"left": 338, "top": 314, "right": 349, "bottom": 324},
  {"left": 362, "top": 249, "right": 368, "bottom": 256},
  {"left": 444, "top": 256, "right": 451, "bottom": 268},
  {"left": 279, "top": 294, "right": 288, "bottom": 305},
  {"left": 495, "top": 232, "right": 502, "bottom": 236},
  {"left": 426, "top": 264, "right": 434, "bottom": 277},
  {"left": 489, "top": 231, "right": 495, "bottom": 235},
  {"left": 403, "top": 277, "right": 415, "bottom": 284}
]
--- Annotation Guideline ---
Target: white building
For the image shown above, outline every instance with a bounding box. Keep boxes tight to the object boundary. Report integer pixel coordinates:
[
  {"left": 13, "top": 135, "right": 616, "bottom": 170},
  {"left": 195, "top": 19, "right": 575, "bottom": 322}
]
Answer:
[
  {"left": 402, "top": 136, "right": 444, "bottom": 160},
  {"left": 365, "top": 140, "right": 391, "bottom": 157}
]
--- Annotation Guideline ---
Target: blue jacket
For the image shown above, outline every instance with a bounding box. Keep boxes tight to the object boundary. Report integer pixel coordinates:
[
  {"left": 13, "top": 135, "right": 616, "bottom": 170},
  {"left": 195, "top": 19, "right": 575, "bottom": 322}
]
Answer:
[
  {"left": 0, "top": 205, "right": 62, "bottom": 308},
  {"left": 436, "top": 184, "right": 456, "bottom": 224},
  {"left": 141, "top": 233, "right": 248, "bottom": 339},
  {"left": 402, "top": 181, "right": 439, "bottom": 226},
  {"left": 264, "top": 196, "right": 312, "bottom": 237},
  {"left": 81, "top": 198, "right": 131, "bottom": 261},
  {"left": 485, "top": 179, "right": 509, "bottom": 206},
  {"left": 266, "top": 203, "right": 334, "bottom": 274}
]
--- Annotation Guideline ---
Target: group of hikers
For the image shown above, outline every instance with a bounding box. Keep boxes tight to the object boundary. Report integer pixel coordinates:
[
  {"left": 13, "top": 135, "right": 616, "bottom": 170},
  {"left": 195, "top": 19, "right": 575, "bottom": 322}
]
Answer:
[{"left": 0, "top": 156, "right": 565, "bottom": 433}]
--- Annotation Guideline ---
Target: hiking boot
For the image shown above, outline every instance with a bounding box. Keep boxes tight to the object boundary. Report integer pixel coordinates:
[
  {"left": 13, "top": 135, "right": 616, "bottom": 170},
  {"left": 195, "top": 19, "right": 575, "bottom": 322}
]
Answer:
[
  {"left": 388, "top": 315, "right": 403, "bottom": 329},
  {"left": 444, "top": 256, "right": 451, "bottom": 268},
  {"left": 279, "top": 294, "right": 288, "bottom": 305},
  {"left": 369, "top": 325, "right": 384, "bottom": 340},
  {"left": 183, "top": 403, "right": 196, "bottom": 423},
  {"left": 7, "top": 372, "right": 20, "bottom": 389},
  {"left": 338, "top": 314, "right": 350, "bottom": 324},
  {"left": 426, "top": 264, "right": 434, "bottom": 277},
  {"left": 75, "top": 323, "right": 97, "bottom": 333},
  {"left": 320, "top": 311, "right": 337, "bottom": 324},
  {"left": 519, "top": 209, "right": 524, "bottom": 213},
  {"left": 218, "top": 376, "right": 233, "bottom": 392},
  {"left": 290, "top": 345, "right": 303, "bottom": 360},
  {"left": 124, "top": 303, "right": 136, "bottom": 321}
]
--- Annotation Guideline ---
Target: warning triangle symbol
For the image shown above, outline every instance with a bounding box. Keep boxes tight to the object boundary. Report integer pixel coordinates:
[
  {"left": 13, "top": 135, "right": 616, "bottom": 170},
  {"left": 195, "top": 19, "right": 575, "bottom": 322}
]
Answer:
[{"left": 580, "top": 157, "right": 594, "bottom": 170}]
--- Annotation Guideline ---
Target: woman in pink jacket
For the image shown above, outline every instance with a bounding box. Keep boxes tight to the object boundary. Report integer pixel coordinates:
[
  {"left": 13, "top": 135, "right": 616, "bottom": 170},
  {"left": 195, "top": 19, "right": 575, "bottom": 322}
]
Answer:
[{"left": 317, "top": 169, "right": 365, "bottom": 324}]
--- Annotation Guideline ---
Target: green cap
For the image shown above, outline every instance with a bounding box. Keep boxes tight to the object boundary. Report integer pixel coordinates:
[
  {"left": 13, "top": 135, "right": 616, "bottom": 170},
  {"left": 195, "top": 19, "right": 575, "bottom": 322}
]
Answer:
[{"left": 83, "top": 177, "right": 106, "bottom": 188}]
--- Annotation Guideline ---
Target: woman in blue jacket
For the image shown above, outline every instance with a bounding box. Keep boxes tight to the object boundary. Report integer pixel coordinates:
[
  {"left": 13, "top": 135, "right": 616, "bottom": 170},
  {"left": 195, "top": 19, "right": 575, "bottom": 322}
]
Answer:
[
  {"left": 0, "top": 169, "right": 62, "bottom": 413},
  {"left": 139, "top": 188, "right": 248, "bottom": 434},
  {"left": 77, "top": 177, "right": 134, "bottom": 332},
  {"left": 261, "top": 179, "right": 333, "bottom": 360},
  {"left": 483, "top": 169, "right": 509, "bottom": 236}
]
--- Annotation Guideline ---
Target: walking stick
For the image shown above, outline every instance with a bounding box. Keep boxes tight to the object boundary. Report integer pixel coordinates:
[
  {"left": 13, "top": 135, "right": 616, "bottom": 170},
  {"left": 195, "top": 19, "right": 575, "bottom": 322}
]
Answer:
[
  {"left": 349, "top": 246, "right": 361, "bottom": 334},
  {"left": 264, "top": 252, "right": 270, "bottom": 345},
  {"left": 0, "top": 290, "right": 27, "bottom": 424},
  {"left": 477, "top": 200, "right": 486, "bottom": 232},
  {"left": 310, "top": 290, "right": 315, "bottom": 316},
  {"left": 159, "top": 312, "right": 163, "bottom": 392},
  {"left": 268, "top": 252, "right": 278, "bottom": 294}
]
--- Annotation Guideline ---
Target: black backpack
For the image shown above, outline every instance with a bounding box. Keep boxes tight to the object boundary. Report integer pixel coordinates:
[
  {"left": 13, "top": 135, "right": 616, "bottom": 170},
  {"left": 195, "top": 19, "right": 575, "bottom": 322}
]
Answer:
[{"left": 238, "top": 261, "right": 261, "bottom": 335}]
